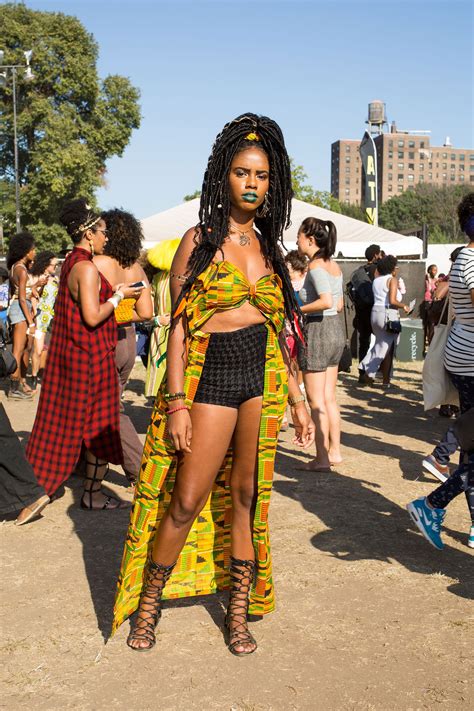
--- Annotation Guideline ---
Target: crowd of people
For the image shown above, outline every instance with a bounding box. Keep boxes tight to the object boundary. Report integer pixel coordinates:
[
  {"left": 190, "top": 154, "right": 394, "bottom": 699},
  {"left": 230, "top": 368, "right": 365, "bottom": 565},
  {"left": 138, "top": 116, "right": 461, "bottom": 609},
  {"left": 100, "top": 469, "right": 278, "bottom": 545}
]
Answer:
[{"left": 0, "top": 113, "right": 473, "bottom": 658}]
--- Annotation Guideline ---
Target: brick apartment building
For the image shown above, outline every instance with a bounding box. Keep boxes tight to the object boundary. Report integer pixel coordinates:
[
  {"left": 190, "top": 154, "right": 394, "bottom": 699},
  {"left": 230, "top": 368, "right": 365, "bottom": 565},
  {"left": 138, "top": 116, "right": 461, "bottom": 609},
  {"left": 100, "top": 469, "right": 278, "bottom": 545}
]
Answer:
[{"left": 331, "top": 133, "right": 474, "bottom": 206}]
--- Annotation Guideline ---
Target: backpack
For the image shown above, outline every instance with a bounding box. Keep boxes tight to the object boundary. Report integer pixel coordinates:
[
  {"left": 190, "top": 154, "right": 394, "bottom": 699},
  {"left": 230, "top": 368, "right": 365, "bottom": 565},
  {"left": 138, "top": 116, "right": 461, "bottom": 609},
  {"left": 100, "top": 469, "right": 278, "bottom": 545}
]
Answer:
[{"left": 348, "top": 265, "right": 374, "bottom": 308}]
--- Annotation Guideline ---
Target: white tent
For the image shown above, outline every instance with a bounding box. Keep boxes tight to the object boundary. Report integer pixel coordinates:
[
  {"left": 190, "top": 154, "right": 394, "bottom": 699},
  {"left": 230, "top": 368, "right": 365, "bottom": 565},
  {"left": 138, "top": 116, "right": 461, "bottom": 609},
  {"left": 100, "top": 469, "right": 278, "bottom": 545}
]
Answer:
[{"left": 141, "top": 198, "right": 423, "bottom": 258}]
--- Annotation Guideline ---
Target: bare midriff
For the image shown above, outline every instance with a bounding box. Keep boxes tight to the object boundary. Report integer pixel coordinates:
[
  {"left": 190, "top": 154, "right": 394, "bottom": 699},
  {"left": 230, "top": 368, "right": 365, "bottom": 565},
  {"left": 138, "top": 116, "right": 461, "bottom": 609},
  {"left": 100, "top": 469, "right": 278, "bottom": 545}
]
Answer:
[{"left": 204, "top": 301, "right": 267, "bottom": 333}]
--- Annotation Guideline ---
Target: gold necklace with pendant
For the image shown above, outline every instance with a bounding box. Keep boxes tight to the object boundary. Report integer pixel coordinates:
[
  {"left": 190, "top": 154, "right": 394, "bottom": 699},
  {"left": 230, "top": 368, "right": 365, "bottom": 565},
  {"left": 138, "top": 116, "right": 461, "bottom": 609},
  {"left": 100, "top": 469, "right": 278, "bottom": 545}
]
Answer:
[{"left": 229, "top": 221, "right": 253, "bottom": 246}]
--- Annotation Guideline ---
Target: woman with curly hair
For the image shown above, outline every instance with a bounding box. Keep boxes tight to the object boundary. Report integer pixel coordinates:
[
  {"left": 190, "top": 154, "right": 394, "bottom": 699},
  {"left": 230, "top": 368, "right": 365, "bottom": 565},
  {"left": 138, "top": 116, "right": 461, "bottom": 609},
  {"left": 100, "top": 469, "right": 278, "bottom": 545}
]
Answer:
[
  {"left": 6, "top": 232, "right": 37, "bottom": 399},
  {"left": 112, "top": 113, "right": 315, "bottom": 655},
  {"left": 29, "top": 250, "right": 59, "bottom": 391},
  {"left": 94, "top": 209, "right": 153, "bottom": 484},
  {"left": 23, "top": 199, "right": 143, "bottom": 514}
]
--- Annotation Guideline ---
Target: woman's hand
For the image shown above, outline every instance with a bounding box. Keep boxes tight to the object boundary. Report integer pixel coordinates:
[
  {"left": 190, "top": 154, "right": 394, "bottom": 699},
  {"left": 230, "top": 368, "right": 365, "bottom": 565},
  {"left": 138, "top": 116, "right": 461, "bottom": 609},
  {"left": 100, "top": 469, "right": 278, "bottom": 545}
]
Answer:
[
  {"left": 290, "top": 404, "right": 315, "bottom": 449},
  {"left": 115, "top": 283, "right": 145, "bottom": 300},
  {"left": 402, "top": 305, "right": 410, "bottom": 314},
  {"left": 167, "top": 407, "right": 192, "bottom": 453}
]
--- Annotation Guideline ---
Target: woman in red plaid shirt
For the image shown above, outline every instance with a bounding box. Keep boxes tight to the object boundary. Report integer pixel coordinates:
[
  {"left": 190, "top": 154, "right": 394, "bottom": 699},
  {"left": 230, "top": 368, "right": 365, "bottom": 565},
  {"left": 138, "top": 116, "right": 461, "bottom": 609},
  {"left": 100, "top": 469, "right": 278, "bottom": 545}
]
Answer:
[{"left": 23, "top": 199, "right": 144, "bottom": 512}]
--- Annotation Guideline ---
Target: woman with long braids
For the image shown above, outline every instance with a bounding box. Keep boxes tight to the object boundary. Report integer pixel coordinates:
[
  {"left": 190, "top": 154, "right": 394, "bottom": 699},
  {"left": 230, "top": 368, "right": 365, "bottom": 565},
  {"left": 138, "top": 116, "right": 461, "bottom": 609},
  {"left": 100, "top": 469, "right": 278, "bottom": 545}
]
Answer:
[
  {"left": 112, "top": 113, "right": 314, "bottom": 655},
  {"left": 23, "top": 199, "right": 143, "bottom": 513}
]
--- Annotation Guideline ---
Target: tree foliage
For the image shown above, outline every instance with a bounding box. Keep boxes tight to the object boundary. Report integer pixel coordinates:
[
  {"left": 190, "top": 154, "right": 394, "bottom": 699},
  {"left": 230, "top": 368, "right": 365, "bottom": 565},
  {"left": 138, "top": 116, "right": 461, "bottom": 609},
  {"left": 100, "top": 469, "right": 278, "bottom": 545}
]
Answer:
[
  {"left": 379, "top": 184, "right": 471, "bottom": 243},
  {"left": 0, "top": 4, "right": 141, "bottom": 251},
  {"left": 290, "top": 159, "right": 341, "bottom": 212},
  {"left": 183, "top": 190, "right": 201, "bottom": 202}
]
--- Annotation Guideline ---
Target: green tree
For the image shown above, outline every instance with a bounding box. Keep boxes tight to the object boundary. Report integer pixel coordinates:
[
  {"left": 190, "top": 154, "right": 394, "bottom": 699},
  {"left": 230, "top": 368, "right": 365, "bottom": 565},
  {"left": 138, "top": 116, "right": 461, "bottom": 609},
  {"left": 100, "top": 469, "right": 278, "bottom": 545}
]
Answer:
[
  {"left": 379, "top": 184, "right": 470, "bottom": 243},
  {"left": 0, "top": 4, "right": 141, "bottom": 251},
  {"left": 183, "top": 190, "right": 201, "bottom": 202},
  {"left": 290, "top": 159, "right": 341, "bottom": 212}
]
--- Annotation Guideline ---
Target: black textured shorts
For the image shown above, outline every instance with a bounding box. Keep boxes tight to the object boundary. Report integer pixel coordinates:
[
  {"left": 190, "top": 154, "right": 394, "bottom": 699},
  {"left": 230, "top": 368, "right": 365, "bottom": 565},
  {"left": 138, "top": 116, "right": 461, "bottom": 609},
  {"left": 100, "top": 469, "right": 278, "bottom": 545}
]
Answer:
[{"left": 193, "top": 323, "right": 267, "bottom": 409}]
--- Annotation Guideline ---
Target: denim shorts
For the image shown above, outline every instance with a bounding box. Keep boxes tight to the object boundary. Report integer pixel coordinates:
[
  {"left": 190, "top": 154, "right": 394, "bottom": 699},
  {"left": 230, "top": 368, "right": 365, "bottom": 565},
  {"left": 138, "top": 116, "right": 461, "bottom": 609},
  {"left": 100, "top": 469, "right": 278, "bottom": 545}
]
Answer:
[{"left": 8, "top": 299, "right": 32, "bottom": 325}]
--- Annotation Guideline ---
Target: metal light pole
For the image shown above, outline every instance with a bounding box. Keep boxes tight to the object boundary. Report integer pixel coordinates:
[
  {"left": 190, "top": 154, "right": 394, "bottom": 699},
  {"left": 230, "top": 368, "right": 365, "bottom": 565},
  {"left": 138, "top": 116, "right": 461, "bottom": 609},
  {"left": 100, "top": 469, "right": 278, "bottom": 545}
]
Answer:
[{"left": 0, "top": 50, "right": 34, "bottom": 233}]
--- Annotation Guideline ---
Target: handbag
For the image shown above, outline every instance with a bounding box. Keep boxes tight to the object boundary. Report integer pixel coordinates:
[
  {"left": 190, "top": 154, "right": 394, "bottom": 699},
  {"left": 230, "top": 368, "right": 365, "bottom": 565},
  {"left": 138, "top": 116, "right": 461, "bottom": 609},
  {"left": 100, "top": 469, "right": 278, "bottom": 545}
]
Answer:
[
  {"left": 338, "top": 296, "right": 352, "bottom": 373},
  {"left": 0, "top": 332, "right": 17, "bottom": 378},
  {"left": 422, "top": 297, "right": 459, "bottom": 411},
  {"left": 385, "top": 307, "right": 402, "bottom": 334}
]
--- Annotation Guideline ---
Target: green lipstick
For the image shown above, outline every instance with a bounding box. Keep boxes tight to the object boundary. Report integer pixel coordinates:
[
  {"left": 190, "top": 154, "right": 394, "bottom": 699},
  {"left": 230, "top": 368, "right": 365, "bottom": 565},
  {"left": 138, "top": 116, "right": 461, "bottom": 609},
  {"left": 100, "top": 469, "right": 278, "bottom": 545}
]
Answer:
[{"left": 242, "top": 192, "right": 258, "bottom": 203}]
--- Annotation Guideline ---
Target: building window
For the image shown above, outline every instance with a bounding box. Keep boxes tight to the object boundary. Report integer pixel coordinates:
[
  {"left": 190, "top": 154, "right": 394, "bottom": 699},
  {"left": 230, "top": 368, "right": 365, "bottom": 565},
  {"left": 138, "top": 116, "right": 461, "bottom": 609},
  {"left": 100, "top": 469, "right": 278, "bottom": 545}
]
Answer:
[
  {"left": 345, "top": 189, "right": 350, "bottom": 195},
  {"left": 398, "top": 140, "right": 404, "bottom": 147},
  {"left": 470, "top": 155, "right": 474, "bottom": 160},
  {"left": 460, "top": 154, "right": 465, "bottom": 161},
  {"left": 451, "top": 164, "right": 456, "bottom": 170},
  {"left": 388, "top": 140, "right": 393, "bottom": 148},
  {"left": 398, "top": 174, "right": 404, "bottom": 181},
  {"left": 470, "top": 175, "right": 474, "bottom": 182},
  {"left": 398, "top": 185, "right": 404, "bottom": 192},
  {"left": 409, "top": 151, "right": 415, "bottom": 159},
  {"left": 419, "top": 175, "right": 424, "bottom": 182},
  {"left": 451, "top": 154, "right": 456, "bottom": 160},
  {"left": 398, "top": 163, "right": 404, "bottom": 170},
  {"left": 442, "top": 163, "right": 447, "bottom": 169},
  {"left": 460, "top": 175, "right": 465, "bottom": 181},
  {"left": 388, "top": 173, "right": 393, "bottom": 180},
  {"left": 471, "top": 165, "right": 474, "bottom": 171},
  {"left": 420, "top": 141, "right": 425, "bottom": 148},
  {"left": 428, "top": 173, "right": 433, "bottom": 179},
  {"left": 408, "top": 175, "right": 414, "bottom": 181},
  {"left": 419, "top": 164, "right": 424, "bottom": 171},
  {"left": 345, "top": 167, "right": 350, "bottom": 173},
  {"left": 442, "top": 173, "right": 447, "bottom": 180},
  {"left": 408, "top": 163, "right": 415, "bottom": 170},
  {"left": 388, "top": 151, "right": 393, "bottom": 159},
  {"left": 388, "top": 162, "right": 393, "bottom": 169},
  {"left": 429, "top": 162, "right": 432, "bottom": 169},
  {"left": 460, "top": 164, "right": 465, "bottom": 171},
  {"left": 345, "top": 156, "right": 351, "bottom": 163},
  {"left": 398, "top": 151, "right": 404, "bottom": 159},
  {"left": 442, "top": 152, "right": 447, "bottom": 159},
  {"left": 450, "top": 175, "right": 456, "bottom": 181},
  {"left": 345, "top": 178, "right": 350, "bottom": 185},
  {"left": 388, "top": 185, "right": 393, "bottom": 192}
]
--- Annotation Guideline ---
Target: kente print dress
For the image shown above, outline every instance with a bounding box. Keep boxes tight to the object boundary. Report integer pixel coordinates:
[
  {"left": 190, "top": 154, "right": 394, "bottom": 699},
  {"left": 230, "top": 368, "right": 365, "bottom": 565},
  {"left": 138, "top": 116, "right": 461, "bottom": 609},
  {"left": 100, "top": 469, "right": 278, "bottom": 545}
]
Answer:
[
  {"left": 26, "top": 247, "right": 123, "bottom": 496},
  {"left": 112, "top": 260, "right": 288, "bottom": 635}
]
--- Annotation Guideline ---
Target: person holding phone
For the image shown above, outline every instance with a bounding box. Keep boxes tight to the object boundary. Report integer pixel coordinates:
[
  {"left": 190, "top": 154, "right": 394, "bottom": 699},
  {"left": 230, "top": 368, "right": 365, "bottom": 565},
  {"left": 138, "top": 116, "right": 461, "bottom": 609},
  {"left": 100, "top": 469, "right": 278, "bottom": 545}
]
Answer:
[
  {"left": 93, "top": 209, "right": 153, "bottom": 484},
  {"left": 23, "top": 199, "right": 143, "bottom": 515}
]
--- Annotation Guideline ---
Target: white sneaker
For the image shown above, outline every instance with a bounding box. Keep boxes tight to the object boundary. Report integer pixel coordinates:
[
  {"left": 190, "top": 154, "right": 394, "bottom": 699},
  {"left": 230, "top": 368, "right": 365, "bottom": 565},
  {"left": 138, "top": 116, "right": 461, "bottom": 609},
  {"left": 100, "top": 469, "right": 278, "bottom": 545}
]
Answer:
[{"left": 468, "top": 526, "right": 474, "bottom": 549}]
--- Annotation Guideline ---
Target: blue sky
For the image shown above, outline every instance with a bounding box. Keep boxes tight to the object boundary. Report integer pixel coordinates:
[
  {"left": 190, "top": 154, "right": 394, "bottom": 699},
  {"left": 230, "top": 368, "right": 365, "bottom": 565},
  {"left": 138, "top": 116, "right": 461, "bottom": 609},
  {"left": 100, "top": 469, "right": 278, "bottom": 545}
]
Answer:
[{"left": 23, "top": 0, "right": 474, "bottom": 218}]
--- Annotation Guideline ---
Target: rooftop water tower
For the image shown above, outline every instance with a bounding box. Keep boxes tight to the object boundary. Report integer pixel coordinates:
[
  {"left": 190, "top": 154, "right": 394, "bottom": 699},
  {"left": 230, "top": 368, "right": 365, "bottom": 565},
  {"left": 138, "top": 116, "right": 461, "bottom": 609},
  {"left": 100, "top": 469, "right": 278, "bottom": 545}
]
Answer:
[{"left": 366, "top": 100, "right": 387, "bottom": 135}]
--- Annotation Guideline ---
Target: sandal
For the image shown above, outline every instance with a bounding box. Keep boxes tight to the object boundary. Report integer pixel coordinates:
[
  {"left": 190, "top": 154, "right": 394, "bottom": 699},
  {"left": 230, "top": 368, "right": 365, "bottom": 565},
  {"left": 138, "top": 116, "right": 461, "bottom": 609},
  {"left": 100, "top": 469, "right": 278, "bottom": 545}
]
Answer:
[
  {"left": 80, "top": 457, "right": 129, "bottom": 510},
  {"left": 126, "top": 560, "right": 176, "bottom": 652},
  {"left": 225, "top": 556, "right": 257, "bottom": 656},
  {"left": 15, "top": 494, "right": 50, "bottom": 526}
]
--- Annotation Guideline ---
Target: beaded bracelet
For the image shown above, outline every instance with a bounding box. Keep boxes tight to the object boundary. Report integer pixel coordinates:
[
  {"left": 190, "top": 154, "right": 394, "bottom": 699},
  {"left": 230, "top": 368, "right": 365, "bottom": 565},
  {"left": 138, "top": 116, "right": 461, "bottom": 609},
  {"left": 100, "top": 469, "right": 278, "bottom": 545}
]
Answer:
[
  {"left": 167, "top": 406, "right": 189, "bottom": 416},
  {"left": 164, "top": 391, "right": 186, "bottom": 402},
  {"left": 288, "top": 393, "right": 306, "bottom": 407}
]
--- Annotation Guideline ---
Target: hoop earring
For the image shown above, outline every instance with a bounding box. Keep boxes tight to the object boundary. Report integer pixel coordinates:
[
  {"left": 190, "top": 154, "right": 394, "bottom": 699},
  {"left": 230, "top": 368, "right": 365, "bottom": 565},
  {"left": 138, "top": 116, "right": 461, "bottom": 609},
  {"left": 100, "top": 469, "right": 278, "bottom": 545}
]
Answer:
[{"left": 256, "top": 193, "right": 271, "bottom": 218}]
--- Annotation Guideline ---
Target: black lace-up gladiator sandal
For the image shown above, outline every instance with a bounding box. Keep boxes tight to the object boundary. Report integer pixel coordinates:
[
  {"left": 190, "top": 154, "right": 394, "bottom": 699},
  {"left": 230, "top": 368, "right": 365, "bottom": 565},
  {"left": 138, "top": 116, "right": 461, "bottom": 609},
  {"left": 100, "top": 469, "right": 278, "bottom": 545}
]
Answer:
[
  {"left": 126, "top": 560, "right": 176, "bottom": 652},
  {"left": 80, "top": 457, "right": 127, "bottom": 510},
  {"left": 225, "top": 556, "right": 257, "bottom": 656}
]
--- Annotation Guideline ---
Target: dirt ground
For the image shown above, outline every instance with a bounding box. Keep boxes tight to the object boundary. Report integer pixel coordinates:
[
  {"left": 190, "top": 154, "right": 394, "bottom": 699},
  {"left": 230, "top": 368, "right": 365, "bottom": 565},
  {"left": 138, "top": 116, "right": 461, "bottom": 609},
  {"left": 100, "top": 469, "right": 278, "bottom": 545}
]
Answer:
[{"left": 1, "top": 361, "right": 473, "bottom": 711}]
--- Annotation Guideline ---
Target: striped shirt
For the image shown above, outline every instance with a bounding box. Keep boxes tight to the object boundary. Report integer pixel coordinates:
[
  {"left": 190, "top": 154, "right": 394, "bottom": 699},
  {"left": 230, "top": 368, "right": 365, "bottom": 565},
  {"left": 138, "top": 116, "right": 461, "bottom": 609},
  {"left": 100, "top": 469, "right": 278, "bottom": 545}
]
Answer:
[{"left": 444, "top": 246, "right": 474, "bottom": 375}]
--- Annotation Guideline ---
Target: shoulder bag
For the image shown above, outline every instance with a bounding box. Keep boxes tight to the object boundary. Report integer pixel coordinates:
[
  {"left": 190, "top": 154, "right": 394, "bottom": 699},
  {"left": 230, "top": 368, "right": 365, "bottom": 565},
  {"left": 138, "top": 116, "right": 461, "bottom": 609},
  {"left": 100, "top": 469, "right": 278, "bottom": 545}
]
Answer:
[{"left": 422, "top": 296, "right": 459, "bottom": 411}]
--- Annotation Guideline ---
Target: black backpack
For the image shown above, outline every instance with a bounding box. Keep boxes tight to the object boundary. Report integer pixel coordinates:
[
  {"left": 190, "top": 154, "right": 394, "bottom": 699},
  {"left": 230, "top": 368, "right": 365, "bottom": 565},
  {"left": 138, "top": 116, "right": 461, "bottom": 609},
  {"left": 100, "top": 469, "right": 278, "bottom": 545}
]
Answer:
[{"left": 348, "top": 265, "right": 374, "bottom": 308}]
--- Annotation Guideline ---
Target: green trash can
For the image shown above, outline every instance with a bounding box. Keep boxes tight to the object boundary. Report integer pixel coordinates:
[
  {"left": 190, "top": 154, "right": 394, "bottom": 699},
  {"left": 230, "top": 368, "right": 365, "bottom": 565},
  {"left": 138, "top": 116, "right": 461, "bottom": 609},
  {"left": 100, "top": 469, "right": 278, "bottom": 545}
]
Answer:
[{"left": 396, "top": 318, "right": 424, "bottom": 362}]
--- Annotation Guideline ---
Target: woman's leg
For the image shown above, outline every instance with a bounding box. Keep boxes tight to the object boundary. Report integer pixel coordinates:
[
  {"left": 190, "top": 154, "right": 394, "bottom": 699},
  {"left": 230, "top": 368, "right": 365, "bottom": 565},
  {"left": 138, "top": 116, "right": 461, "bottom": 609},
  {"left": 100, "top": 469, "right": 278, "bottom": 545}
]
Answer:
[
  {"left": 10, "top": 321, "right": 28, "bottom": 381},
  {"left": 81, "top": 451, "right": 129, "bottom": 510},
  {"left": 324, "top": 365, "right": 342, "bottom": 464},
  {"left": 380, "top": 342, "right": 395, "bottom": 385},
  {"left": 300, "top": 370, "right": 331, "bottom": 470},
  {"left": 128, "top": 403, "right": 239, "bottom": 650},
  {"left": 228, "top": 396, "right": 265, "bottom": 654}
]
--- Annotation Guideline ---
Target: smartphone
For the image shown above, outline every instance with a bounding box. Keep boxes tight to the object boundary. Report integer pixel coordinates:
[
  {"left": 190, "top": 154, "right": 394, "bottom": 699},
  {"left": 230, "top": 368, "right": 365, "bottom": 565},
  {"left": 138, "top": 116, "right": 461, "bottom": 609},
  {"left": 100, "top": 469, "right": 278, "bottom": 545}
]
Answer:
[{"left": 129, "top": 281, "right": 146, "bottom": 288}]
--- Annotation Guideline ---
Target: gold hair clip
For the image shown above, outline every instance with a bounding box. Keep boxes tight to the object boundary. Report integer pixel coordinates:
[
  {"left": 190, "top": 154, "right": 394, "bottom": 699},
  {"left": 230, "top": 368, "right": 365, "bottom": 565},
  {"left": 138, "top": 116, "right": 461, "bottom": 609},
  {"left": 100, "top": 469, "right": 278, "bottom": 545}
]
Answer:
[{"left": 245, "top": 132, "right": 260, "bottom": 142}]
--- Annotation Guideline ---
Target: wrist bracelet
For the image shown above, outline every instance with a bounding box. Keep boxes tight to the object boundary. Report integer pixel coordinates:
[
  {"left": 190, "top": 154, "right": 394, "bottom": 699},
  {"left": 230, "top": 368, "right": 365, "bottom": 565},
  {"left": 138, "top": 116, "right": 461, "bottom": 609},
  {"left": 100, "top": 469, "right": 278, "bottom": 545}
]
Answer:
[
  {"left": 288, "top": 393, "right": 306, "bottom": 407},
  {"left": 167, "top": 406, "right": 189, "bottom": 416},
  {"left": 107, "top": 290, "right": 124, "bottom": 309},
  {"left": 164, "top": 391, "right": 186, "bottom": 402}
]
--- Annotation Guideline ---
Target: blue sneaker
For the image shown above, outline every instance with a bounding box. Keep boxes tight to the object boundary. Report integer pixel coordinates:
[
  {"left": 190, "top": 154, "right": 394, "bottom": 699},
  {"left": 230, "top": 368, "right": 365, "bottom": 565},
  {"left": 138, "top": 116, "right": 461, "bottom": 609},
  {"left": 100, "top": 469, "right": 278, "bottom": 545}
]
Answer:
[
  {"left": 406, "top": 497, "right": 445, "bottom": 550},
  {"left": 468, "top": 526, "right": 474, "bottom": 549}
]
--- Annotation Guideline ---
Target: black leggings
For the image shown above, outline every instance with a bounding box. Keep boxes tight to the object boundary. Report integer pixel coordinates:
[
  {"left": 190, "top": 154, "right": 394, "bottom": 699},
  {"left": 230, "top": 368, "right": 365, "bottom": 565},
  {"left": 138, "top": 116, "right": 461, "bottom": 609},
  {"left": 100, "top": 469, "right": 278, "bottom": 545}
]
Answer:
[
  {"left": 430, "top": 372, "right": 474, "bottom": 523},
  {"left": 194, "top": 323, "right": 267, "bottom": 409}
]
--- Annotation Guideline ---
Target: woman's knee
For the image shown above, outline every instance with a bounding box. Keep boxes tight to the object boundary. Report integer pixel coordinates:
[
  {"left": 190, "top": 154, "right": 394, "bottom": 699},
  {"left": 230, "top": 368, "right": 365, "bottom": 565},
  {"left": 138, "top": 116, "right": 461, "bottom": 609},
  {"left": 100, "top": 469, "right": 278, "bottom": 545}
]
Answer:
[
  {"left": 168, "top": 492, "right": 203, "bottom": 528},
  {"left": 231, "top": 475, "right": 256, "bottom": 510}
]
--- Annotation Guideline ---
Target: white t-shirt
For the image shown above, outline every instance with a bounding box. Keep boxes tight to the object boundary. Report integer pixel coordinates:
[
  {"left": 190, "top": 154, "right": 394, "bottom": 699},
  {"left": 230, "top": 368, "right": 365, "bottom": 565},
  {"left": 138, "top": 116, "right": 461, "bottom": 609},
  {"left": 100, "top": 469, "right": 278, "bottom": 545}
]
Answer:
[{"left": 444, "top": 246, "right": 474, "bottom": 376}]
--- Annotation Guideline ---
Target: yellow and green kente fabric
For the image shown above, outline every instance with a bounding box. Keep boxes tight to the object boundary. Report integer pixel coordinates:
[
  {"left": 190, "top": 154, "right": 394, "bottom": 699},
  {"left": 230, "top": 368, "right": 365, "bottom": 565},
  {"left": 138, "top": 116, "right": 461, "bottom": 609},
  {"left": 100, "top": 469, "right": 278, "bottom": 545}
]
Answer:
[{"left": 112, "top": 260, "right": 288, "bottom": 635}]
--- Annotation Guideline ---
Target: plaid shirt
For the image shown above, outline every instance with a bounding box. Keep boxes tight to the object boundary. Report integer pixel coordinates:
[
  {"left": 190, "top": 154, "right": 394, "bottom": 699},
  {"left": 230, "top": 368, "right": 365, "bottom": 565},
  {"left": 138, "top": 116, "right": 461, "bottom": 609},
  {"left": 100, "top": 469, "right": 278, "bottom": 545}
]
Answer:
[{"left": 26, "top": 247, "right": 123, "bottom": 495}]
